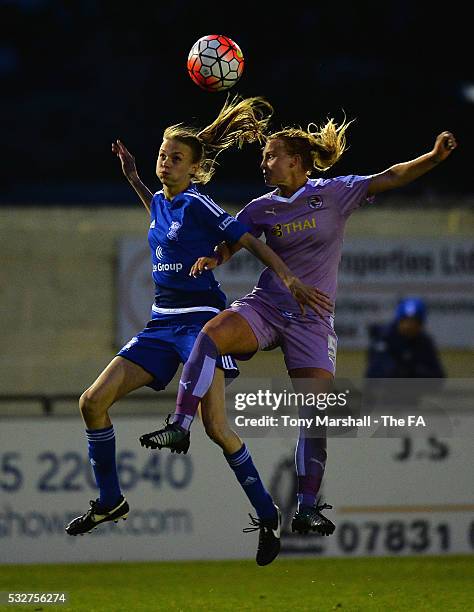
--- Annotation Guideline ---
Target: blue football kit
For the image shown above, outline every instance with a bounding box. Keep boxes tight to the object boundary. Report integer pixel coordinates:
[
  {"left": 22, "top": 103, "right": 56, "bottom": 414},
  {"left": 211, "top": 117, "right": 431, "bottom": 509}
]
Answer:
[
  {"left": 118, "top": 184, "right": 247, "bottom": 390},
  {"left": 66, "top": 185, "right": 281, "bottom": 545}
]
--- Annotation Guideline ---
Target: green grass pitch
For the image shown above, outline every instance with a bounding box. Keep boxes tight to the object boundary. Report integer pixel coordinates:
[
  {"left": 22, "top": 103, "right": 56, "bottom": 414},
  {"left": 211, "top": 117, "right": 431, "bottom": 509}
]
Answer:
[{"left": 0, "top": 556, "right": 472, "bottom": 611}]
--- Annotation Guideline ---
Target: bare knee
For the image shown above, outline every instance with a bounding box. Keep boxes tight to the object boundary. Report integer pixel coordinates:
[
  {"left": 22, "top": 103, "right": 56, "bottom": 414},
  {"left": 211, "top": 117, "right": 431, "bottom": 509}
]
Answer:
[
  {"left": 200, "top": 322, "right": 224, "bottom": 352},
  {"left": 79, "top": 387, "right": 108, "bottom": 421},
  {"left": 202, "top": 311, "right": 257, "bottom": 356}
]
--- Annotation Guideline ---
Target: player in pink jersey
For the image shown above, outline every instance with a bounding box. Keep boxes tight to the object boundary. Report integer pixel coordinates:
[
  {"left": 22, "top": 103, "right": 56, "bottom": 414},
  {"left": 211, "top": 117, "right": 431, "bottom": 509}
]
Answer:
[{"left": 140, "top": 119, "right": 457, "bottom": 536}]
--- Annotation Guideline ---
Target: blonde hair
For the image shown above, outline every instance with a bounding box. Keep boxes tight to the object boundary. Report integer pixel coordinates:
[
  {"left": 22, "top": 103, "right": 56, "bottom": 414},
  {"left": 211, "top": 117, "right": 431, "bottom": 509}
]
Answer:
[
  {"left": 268, "top": 116, "right": 354, "bottom": 173},
  {"left": 163, "top": 95, "right": 273, "bottom": 184}
]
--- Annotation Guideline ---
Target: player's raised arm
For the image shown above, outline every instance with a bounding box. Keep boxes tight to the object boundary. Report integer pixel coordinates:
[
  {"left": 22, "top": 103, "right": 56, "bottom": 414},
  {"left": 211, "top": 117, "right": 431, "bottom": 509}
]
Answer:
[
  {"left": 112, "top": 139, "right": 154, "bottom": 214},
  {"left": 367, "top": 131, "right": 457, "bottom": 196}
]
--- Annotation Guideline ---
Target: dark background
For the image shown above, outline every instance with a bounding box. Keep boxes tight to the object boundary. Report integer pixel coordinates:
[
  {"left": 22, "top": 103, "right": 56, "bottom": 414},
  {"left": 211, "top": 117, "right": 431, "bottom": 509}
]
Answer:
[{"left": 1, "top": 1, "right": 471, "bottom": 205}]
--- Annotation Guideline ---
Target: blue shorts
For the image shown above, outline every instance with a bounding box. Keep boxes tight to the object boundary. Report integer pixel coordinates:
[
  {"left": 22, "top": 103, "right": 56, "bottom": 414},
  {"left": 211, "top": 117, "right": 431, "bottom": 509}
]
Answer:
[{"left": 117, "top": 311, "right": 239, "bottom": 392}]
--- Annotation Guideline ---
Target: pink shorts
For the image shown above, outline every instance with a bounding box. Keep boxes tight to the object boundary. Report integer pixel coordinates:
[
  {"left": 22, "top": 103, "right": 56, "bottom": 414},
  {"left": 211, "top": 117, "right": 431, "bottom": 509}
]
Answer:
[{"left": 229, "top": 295, "right": 337, "bottom": 375}]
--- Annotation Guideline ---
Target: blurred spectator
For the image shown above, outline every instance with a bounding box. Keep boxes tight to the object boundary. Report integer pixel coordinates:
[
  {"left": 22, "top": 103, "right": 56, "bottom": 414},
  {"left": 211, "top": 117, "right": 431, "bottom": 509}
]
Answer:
[{"left": 366, "top": 297, "right": 445, "bottom": 378}]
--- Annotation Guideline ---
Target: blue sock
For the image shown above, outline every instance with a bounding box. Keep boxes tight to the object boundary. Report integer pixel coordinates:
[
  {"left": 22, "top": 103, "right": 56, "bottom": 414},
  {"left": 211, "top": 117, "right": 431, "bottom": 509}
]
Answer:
[
  {"left": 86, "top": 426, "right": 122, "bottom": 508},
  {"left": 225, "top": 444, "right": 276, "bottom": 521}
]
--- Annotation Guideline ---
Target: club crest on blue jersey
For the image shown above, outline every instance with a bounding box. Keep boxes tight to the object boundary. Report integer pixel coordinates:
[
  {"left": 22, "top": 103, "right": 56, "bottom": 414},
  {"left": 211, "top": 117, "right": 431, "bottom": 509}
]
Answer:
[
  {"left": 167, "top": 221, "right": 181, "bottom": 240},
  {"left": 308, "top": 195, "right": 323, "bottom": 209}
]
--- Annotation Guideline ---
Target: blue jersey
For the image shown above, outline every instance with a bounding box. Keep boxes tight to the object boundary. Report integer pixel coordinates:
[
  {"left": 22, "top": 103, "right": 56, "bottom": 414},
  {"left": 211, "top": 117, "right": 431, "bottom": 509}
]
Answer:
[{"left": 149, "top": 184, "right": 247, "bottom": 311}]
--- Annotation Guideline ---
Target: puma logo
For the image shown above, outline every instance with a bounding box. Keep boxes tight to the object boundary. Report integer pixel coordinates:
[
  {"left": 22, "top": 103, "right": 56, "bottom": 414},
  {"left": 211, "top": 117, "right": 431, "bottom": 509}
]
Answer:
[{"left": 242, "top": 476, "right": 258, "bottom": 486}]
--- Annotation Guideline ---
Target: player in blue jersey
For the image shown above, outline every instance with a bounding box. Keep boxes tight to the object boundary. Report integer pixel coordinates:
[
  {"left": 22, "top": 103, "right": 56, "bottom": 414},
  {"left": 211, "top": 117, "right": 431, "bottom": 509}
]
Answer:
[{"left": 65, "top": 96, "right": 333, "bottom": 565}]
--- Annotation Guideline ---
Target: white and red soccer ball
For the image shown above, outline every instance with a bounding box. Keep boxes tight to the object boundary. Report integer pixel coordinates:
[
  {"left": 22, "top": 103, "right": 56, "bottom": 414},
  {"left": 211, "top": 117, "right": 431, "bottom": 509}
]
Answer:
[{"left": 187, "top": 34, "right": 244, "bottom": 92}]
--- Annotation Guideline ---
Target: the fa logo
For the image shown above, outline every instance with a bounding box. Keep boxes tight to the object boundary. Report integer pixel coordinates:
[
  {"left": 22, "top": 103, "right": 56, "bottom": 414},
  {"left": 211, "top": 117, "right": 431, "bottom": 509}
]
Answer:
[
  {"left": 167, "top": 221, "right": 181, "bottom": 240},
  {"left": 308, "top": 195, "right": 323, "bottom": 209},
  {"left": 121, "top": 336, "right": 138, "bottom": 352}
]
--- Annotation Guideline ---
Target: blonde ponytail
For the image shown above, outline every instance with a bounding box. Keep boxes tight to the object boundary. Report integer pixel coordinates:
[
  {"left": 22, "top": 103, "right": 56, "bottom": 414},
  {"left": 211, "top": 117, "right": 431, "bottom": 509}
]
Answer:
[{"left": 163, "top": 95, "right": 273, "bottom": 184}]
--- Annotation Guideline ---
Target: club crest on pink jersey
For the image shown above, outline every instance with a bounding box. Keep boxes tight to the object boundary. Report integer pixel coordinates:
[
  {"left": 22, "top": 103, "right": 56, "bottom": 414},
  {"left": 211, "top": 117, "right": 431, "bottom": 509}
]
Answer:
[{"left": 308, "top": 195, "right": 323, "bottom": 209}]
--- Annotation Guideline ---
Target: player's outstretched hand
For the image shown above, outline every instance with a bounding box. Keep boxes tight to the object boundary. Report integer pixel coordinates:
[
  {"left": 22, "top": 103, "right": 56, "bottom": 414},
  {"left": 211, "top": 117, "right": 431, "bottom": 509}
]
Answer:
[
  {"left": 189, "top": 256, "right": 218, "bottom": 277},
  {"left": 112, "top": 139, "right": 138, "bottom": 180},
  {"left": 432, "top": 131, "right": 457, "bottom": 163},
  {"left": 287, "top": 277, "right": 334, "bottom": 317}
]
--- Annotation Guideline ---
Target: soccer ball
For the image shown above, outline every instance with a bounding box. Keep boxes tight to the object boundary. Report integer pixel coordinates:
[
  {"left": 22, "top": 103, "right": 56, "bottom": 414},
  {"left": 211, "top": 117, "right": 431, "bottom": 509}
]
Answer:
[{"left": 187, "top": 34, "right": 244, "bottom": 92}]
